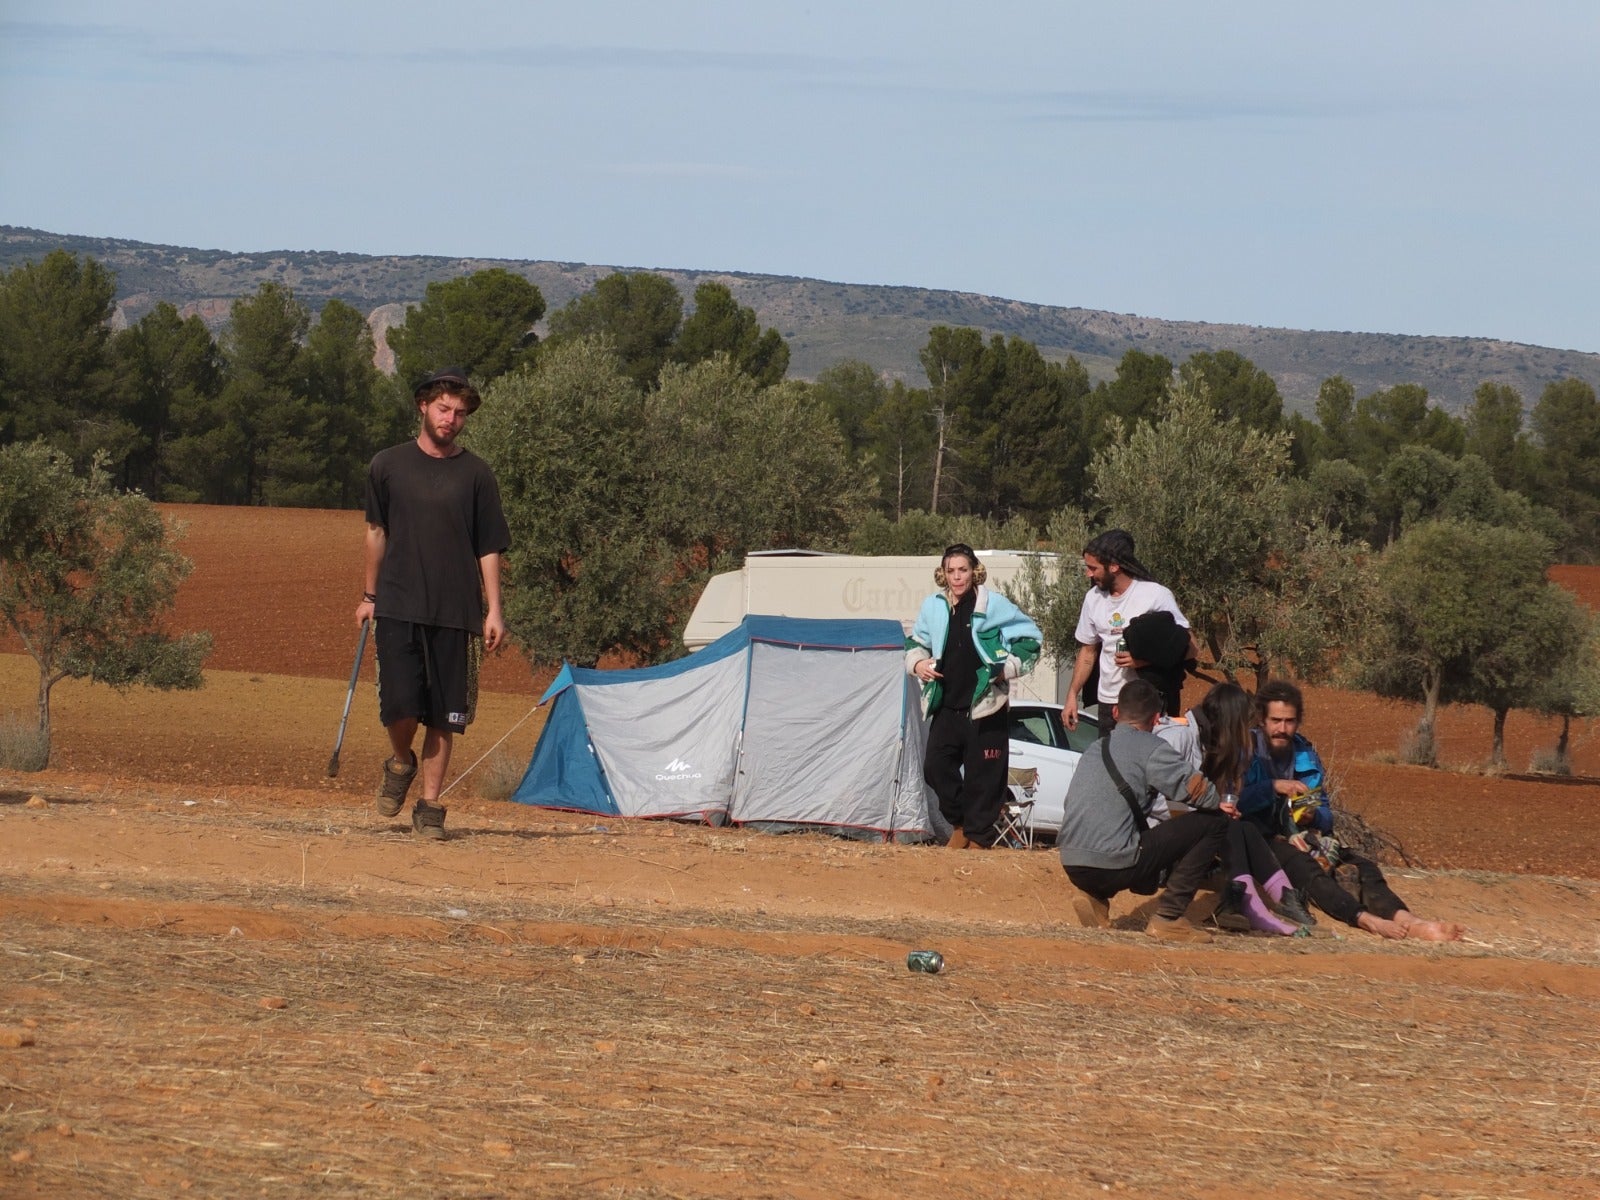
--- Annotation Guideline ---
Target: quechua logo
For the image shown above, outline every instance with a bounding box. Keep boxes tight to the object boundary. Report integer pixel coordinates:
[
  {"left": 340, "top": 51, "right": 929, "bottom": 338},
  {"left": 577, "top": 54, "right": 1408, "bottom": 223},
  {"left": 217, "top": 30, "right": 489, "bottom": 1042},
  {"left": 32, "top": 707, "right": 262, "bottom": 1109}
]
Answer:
[{"left": 657, "top": 757, "right": 702, "bottom": 781}]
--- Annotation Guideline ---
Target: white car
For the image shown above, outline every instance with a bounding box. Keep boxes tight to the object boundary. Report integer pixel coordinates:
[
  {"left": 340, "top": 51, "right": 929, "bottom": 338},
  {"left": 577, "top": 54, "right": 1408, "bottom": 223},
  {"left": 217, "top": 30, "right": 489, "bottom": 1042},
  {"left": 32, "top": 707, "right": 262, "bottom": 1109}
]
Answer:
[{"left": 1005, "top": 702, "right": 1100, "bottom": 841}]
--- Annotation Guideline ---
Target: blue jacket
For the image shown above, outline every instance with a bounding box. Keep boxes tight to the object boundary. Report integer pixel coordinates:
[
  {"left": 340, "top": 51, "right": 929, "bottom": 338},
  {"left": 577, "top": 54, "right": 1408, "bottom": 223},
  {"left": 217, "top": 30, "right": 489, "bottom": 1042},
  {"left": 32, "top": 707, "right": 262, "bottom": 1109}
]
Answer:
[
  {"left": 1241, "top": 728, "right": 1333, "bottom": 834},
  {"left": 905, "top": 584, "right": 1041, "bottom": 720}
]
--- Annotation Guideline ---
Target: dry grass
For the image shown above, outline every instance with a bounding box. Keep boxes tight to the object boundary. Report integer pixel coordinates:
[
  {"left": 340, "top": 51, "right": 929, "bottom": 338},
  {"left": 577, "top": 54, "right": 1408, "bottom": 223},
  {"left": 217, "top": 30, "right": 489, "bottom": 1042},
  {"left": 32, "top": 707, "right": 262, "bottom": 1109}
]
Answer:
[
  {"left": 463, "top": 749, "right": 528, "bottom": 804},
  {"left": 1399, "top": 724, "right": 1438, "bottom": 767},
  {"left": 1528, "top": 746, "right": 1573, "bottom": 776},
  {"left": 0, "top": 710, "right": 48, "bottom": 773},
  {"left": 6, "top": 871, "right": 1600, "bottom": 1199}
]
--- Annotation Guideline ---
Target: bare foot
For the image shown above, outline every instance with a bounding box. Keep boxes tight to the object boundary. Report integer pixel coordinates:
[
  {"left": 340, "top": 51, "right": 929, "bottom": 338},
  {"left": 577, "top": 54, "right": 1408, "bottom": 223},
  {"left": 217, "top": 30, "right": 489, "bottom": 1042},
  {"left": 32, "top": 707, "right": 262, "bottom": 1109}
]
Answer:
[{"left": 1356, "top": 912, "right": 1407, "bottom": 940}]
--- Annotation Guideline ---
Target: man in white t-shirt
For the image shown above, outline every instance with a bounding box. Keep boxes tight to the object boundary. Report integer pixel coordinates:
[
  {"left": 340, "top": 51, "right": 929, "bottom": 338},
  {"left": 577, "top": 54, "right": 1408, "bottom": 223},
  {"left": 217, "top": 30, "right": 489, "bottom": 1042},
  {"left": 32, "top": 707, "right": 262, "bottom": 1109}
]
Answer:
[{"left": 1064, "top": 529, "right": 1198, "bottom": 735}]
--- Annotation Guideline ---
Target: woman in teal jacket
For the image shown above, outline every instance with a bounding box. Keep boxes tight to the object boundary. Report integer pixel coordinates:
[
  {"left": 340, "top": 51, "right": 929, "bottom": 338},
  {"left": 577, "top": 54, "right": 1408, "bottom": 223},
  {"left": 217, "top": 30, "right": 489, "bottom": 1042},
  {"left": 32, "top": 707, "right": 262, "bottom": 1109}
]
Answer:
[{"left": 905, "top": 545, "right": 1041, "bottom": 848}]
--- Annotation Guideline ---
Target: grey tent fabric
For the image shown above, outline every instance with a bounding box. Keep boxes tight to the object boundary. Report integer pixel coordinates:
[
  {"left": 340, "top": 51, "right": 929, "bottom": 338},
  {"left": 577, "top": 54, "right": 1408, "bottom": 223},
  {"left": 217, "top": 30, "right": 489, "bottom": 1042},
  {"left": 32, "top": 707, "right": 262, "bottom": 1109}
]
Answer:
[
  {"left": 732, "top": 641, "right": 912, "bottom": 829},
  {"left": 578, "top": 650, "right": 748, "bottom": 820},
  {"left": 512, "top": 616, "right": 943, "bottom": 839}
]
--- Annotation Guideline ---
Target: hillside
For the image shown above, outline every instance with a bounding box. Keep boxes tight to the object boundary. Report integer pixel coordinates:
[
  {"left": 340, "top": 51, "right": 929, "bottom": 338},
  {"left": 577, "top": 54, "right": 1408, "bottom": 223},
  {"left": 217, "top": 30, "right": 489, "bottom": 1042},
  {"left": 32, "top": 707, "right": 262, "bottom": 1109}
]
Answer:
[{"left": 5, "top": 225, "right": 1598, "bottom": 415}]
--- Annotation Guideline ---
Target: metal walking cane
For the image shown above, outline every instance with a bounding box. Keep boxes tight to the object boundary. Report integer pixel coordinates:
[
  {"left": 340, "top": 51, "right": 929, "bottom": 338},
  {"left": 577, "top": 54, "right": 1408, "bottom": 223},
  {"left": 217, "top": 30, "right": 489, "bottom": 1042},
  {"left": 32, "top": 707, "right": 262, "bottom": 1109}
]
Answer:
[{"left": 327, "top": 618, "right": 370, "bottom": 777}]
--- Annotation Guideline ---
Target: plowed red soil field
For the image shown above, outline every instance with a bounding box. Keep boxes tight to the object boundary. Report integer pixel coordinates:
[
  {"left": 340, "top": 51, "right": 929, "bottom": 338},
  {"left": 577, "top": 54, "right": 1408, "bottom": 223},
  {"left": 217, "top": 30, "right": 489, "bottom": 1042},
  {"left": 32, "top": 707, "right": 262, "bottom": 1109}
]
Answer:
[{"left": 4, "top": 503, "right": 1600, "bottom": 1199}]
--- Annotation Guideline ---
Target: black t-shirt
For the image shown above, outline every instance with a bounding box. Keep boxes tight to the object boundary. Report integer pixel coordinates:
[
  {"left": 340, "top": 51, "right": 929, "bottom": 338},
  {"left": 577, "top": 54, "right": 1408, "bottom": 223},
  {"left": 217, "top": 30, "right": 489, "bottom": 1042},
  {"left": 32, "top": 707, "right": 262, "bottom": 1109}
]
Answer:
[
  {"left": 365, "top": 442, "right": 511, "bottom": 633},
  {"left": 939, "top": 590, "right": 979, "bottom": 711}
]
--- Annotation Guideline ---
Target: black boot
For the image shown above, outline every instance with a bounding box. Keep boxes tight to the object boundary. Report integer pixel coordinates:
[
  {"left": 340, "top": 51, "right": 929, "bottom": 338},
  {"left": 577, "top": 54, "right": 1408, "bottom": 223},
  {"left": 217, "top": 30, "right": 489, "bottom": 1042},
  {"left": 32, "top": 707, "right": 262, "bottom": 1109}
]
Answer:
[
  {"left": 1272, "top": 886, "right": 1317, "bottom": 927},
  {"left": 1209, "top": 881, "right": 1252, "bottom": 932}
]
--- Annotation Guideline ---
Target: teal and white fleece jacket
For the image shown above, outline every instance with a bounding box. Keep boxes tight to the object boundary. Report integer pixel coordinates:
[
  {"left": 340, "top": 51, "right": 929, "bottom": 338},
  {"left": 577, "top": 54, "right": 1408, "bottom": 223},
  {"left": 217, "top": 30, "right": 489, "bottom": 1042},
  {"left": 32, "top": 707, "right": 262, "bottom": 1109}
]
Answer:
[{"left": 905, "top": 584, "right": 1042, "bottom": 720}]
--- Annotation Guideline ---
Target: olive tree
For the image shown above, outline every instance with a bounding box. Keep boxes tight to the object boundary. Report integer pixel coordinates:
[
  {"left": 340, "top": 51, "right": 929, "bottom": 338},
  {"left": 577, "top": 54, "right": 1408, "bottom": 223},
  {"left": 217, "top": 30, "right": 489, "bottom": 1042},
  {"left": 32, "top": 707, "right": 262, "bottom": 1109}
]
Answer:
[
  {"left": 0, "top": 442, "right": 211, "bottom": 764},
  {"left": 1529, "top": 621, "right": 1600, "bottom": 773},
  {"left": 644, "top": 360, "right": 870, "bottom": 567},
  {"left": 1006, "top": 381, "right": 1375, "bottom": 688},
  {"left": 473, "top": 342, "right": 869, "bottom": 668},
  {"left": 1352, "top": 518, "right": 1553, "bottom": 765},
  {"left": 1086, "top": 381, "right": 1370, "bottom": 686},
  {"left": 469, "top": 338, "right": 665, "bottom": 668},
  {"left": 1467, "top": 582, "right": 1591, "bottom": 768},
  {"left": 1011, "top": 505, "right": 1094, "bottom": 669}
]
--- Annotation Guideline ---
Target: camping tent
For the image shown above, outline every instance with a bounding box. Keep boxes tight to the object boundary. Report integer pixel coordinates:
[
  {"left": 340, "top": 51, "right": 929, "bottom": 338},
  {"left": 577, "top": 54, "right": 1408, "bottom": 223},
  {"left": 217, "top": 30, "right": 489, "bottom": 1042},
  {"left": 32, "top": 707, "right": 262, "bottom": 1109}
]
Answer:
[{"left": 510, "top": 615, "right": 943, "bottom": 840}]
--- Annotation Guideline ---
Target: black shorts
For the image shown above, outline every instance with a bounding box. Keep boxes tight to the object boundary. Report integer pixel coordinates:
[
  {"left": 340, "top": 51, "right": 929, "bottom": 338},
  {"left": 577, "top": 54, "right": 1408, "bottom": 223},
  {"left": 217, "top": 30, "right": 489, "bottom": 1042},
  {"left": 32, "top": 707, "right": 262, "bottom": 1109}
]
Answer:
[{"left": 374, "top": 619, "right": 481, "bottom": 734}]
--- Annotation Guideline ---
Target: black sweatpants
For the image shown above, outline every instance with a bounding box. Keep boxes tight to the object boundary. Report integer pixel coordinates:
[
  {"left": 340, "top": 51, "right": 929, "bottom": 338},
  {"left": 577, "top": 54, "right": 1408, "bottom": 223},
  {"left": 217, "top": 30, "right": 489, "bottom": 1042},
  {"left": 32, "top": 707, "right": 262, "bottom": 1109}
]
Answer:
[
  {"left": 1223, "top": 820, "right": 1283, "bottom": 884},
  {"left": 1271, "top": 842, "right": 1407, "bottom": 927},
  {"left": 923, "top": 706, "right": 1010, "bottom": 847},
  {"left": 1065, "top": 810, "right": 1229, "bottom": 920}
]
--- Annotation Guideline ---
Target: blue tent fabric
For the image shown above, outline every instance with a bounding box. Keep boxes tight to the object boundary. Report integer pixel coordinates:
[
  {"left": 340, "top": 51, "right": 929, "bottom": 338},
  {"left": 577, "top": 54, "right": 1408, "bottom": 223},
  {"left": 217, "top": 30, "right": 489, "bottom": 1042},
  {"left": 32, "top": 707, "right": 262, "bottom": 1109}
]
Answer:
[
  {"left": 517, "top": 684, "right": 617, "bottom": 815},
  {"left": 537, "top": 662, "right": 576, "bottom": 707},
  {"left": 738, "top": 614, "right": 906, "bottom": 650},
  {"left": 509, "top": 616, "right": 938, "bottom": 838}
]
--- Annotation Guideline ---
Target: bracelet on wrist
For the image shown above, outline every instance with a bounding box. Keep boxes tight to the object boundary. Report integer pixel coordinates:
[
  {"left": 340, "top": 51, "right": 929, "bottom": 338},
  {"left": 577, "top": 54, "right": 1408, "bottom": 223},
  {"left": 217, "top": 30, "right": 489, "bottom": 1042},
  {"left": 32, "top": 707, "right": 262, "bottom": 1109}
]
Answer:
[{"left": 362, "top": 592, "right": 377, "bottom": 603}]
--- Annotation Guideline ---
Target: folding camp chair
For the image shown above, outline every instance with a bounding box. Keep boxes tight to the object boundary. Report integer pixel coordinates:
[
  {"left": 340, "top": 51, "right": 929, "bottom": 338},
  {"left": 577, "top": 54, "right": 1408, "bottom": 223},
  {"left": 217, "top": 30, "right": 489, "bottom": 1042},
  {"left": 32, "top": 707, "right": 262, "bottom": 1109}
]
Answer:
[{"left": 995, "top": 766, "right": 1039, "bottom": 849}]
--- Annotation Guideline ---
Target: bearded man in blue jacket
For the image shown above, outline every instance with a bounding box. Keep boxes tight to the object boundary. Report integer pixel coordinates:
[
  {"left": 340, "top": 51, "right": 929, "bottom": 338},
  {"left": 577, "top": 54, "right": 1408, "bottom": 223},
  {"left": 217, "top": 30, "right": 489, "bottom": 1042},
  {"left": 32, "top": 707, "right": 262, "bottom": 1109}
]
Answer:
[
  {"left": 1241, "top": 679, "right": 1465, "bottom": 941},
  {"left": 906, "top": 544, "right": 1042, "bottom": 849}
]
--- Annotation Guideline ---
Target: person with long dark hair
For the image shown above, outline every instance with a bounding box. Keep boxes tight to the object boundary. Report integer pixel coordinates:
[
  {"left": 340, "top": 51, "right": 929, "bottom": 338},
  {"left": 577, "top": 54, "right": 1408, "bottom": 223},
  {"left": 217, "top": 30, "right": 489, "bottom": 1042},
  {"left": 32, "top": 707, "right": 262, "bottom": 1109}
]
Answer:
[{"left": 1188, "top": 683, "right": 1314, "bottom": 935}]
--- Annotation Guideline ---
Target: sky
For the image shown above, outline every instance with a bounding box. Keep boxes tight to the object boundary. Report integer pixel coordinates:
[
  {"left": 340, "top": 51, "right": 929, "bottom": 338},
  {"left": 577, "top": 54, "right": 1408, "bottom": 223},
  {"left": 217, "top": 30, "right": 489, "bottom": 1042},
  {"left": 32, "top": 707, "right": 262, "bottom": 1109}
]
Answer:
[{"left": 2, "top": 1, "right": 1597, "bottom": 352}]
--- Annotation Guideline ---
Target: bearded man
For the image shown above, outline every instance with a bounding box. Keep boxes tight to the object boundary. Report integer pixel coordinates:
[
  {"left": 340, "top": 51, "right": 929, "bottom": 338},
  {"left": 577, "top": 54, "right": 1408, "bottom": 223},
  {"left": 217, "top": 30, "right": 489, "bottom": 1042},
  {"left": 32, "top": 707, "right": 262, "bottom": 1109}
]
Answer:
[
  {"left": 354, "top": 366, "right": 510, "bottom": 841},
  {"left": 1064, "top": 529, "right": 1198, "bottom": 734},
  {"left": 1241, "top": 680, "right": 1465, "bottom": 942}
]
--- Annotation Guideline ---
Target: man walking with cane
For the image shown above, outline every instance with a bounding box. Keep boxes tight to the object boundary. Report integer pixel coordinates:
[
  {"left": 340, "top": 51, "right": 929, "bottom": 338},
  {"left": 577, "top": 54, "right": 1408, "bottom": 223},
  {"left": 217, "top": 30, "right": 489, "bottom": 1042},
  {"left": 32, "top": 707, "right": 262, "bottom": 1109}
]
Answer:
[{"left": 354, "top": 367, "right": 510, "bottom": 840}]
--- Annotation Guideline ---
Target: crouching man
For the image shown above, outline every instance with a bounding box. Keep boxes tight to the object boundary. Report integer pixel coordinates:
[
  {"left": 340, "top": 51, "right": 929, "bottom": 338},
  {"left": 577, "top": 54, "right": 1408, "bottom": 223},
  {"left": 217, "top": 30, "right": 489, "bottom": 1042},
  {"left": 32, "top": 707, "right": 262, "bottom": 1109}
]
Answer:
[{"left": 1059, "top": 680, "right": 1229, "bottom": 944}]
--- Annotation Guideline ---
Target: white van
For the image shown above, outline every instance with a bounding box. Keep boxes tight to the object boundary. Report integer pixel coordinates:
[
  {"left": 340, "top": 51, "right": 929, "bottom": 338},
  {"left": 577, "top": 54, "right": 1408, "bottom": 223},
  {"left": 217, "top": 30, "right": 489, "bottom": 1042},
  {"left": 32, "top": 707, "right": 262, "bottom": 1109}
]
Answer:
[{"left": 681, "top": 550, "right": 1066, "bottom": 706}]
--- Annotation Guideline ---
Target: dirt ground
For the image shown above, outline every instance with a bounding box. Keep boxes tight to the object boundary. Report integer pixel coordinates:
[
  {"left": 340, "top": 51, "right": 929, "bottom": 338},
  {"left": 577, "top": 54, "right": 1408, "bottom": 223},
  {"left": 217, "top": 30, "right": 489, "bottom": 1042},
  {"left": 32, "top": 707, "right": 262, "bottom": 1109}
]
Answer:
[{"left": 4, "top": 504, "right": 1600, "bottom": 1198}]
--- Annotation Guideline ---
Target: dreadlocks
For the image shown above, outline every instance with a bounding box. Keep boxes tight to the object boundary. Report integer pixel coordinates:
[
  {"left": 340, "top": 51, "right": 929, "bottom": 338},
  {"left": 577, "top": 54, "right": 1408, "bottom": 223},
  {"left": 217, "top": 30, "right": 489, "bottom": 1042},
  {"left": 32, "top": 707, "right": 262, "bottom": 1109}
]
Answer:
[{"left": 1082, "top": 528, "right": 1154, "bottom": 582}]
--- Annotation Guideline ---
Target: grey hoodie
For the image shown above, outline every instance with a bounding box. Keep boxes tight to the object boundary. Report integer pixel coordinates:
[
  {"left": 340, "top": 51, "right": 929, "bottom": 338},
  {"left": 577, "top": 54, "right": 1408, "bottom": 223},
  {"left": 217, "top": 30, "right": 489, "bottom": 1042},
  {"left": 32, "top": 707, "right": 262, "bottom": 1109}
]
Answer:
[{"left": 1058, "top": 724, "right": 1221, "bottom": 870}]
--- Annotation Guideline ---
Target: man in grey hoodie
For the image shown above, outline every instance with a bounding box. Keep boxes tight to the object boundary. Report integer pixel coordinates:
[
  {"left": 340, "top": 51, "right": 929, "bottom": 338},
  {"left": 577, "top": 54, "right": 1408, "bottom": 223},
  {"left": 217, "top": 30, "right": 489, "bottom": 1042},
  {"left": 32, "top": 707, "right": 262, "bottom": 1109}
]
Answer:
[{"left": 1058, "top": 680, "right": 1230, "bottom": 943}]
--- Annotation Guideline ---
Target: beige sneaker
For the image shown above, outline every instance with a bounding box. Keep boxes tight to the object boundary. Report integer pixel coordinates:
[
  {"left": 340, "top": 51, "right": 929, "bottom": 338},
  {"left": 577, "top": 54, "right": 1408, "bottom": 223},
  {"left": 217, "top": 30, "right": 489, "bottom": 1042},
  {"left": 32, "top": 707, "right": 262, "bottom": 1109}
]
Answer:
[
  {"left": 1068, "top": 884, "right": 1111, "bottom": 929},
  {"left": 412, "top": 798, "right": 447, "bottom": 841},
  {"left": 1146, "top": 914, "right": 1213, "bottom": 944},
  {"left": 376, "top": 755, "right": 417, "bottom": 817}
]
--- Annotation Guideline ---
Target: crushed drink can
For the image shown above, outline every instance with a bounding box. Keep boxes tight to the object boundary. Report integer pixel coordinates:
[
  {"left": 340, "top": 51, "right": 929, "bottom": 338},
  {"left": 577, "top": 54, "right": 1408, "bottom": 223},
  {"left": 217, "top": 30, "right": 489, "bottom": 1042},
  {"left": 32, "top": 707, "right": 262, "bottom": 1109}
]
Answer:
[{"left": 906, "top": 950, "right": 944, "bottom": 974}]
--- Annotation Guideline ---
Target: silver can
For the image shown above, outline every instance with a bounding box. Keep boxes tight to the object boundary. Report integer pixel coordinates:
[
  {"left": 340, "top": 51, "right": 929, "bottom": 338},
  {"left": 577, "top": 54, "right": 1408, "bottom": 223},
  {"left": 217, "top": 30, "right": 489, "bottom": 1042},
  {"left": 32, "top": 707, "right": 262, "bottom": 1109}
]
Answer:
[{"left": 906, "top": 950, "right": 945, "bottom": 974}]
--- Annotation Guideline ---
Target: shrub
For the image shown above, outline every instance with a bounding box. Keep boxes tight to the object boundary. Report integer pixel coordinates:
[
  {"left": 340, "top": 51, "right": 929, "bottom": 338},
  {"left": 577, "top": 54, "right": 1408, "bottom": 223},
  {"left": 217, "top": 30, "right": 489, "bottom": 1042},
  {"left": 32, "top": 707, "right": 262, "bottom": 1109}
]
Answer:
[
  {"left": 471, "top": 751, "right": 526, "bottom": 803},
  {"left": 1528, "top": 746, "right": 1573, "bottom": 776},
  {"left": 1399, "top": 724, "right": 1437, "bottom": 767},
  {"left": 0, "top": 712, "right": 49, "bottom": 772}
]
